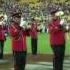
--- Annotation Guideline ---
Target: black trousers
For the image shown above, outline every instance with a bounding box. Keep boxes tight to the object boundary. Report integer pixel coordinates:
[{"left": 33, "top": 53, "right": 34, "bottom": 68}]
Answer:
[
  {"left": 13, "top": 51, "right": 27, "bottom": 70},
  {"left": 31, "top": 38, "right": 37, "bottom": 55},
  {"left": 51, "top": 44, "right": 65, "bottom": 70},
  {"left": 0, "top": 40, "right": 4, "bottom": 59}
]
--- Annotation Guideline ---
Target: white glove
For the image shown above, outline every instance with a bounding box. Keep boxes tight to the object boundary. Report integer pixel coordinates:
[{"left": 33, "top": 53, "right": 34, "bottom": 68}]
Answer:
[
  {"left": 66, "top": 25, "right": 69, "bottom": 30},
  {"left": 27, "top": 25, "right": 31, "bottom": 29},
  {"left": 60, "top": 19, "right": 65, "bottom": 25},
  {"left": 0, "top": 22, "right": 2, "bottom": 25}
]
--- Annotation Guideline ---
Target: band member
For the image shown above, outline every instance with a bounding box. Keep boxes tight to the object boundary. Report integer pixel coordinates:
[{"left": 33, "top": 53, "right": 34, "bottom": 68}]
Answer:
[
  {"left": 30, "top": 18, "right": 38, "bottom": 55},
  {"left": 8, "top": 12, "right": 29, "bottom": 70},
  {"left": 0, "top": 15, "right": 6, "bottom": 59},
  {"left": 48, "top": 11, "right": 66, "bottom": 70}
]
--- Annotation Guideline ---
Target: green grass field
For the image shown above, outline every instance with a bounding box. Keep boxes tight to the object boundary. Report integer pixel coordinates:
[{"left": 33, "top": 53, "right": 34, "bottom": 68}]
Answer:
[{"left": 4, "top": 33, "right": 70, "bottom": 55}]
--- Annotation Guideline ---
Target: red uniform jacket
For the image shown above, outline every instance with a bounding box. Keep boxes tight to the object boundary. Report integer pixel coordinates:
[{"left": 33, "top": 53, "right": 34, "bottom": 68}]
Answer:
[
  {"left": 8, "top": 23, "right": 29, "bottom": 52},
  {"left": 0, "top": 25, "right": 5, "bottom": 41},
  {"left": 30, "top": 23, "right": 38, "bottom": 39},
  {"left": 48, "top": 19, "right": 65, "bottom": 46}
]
